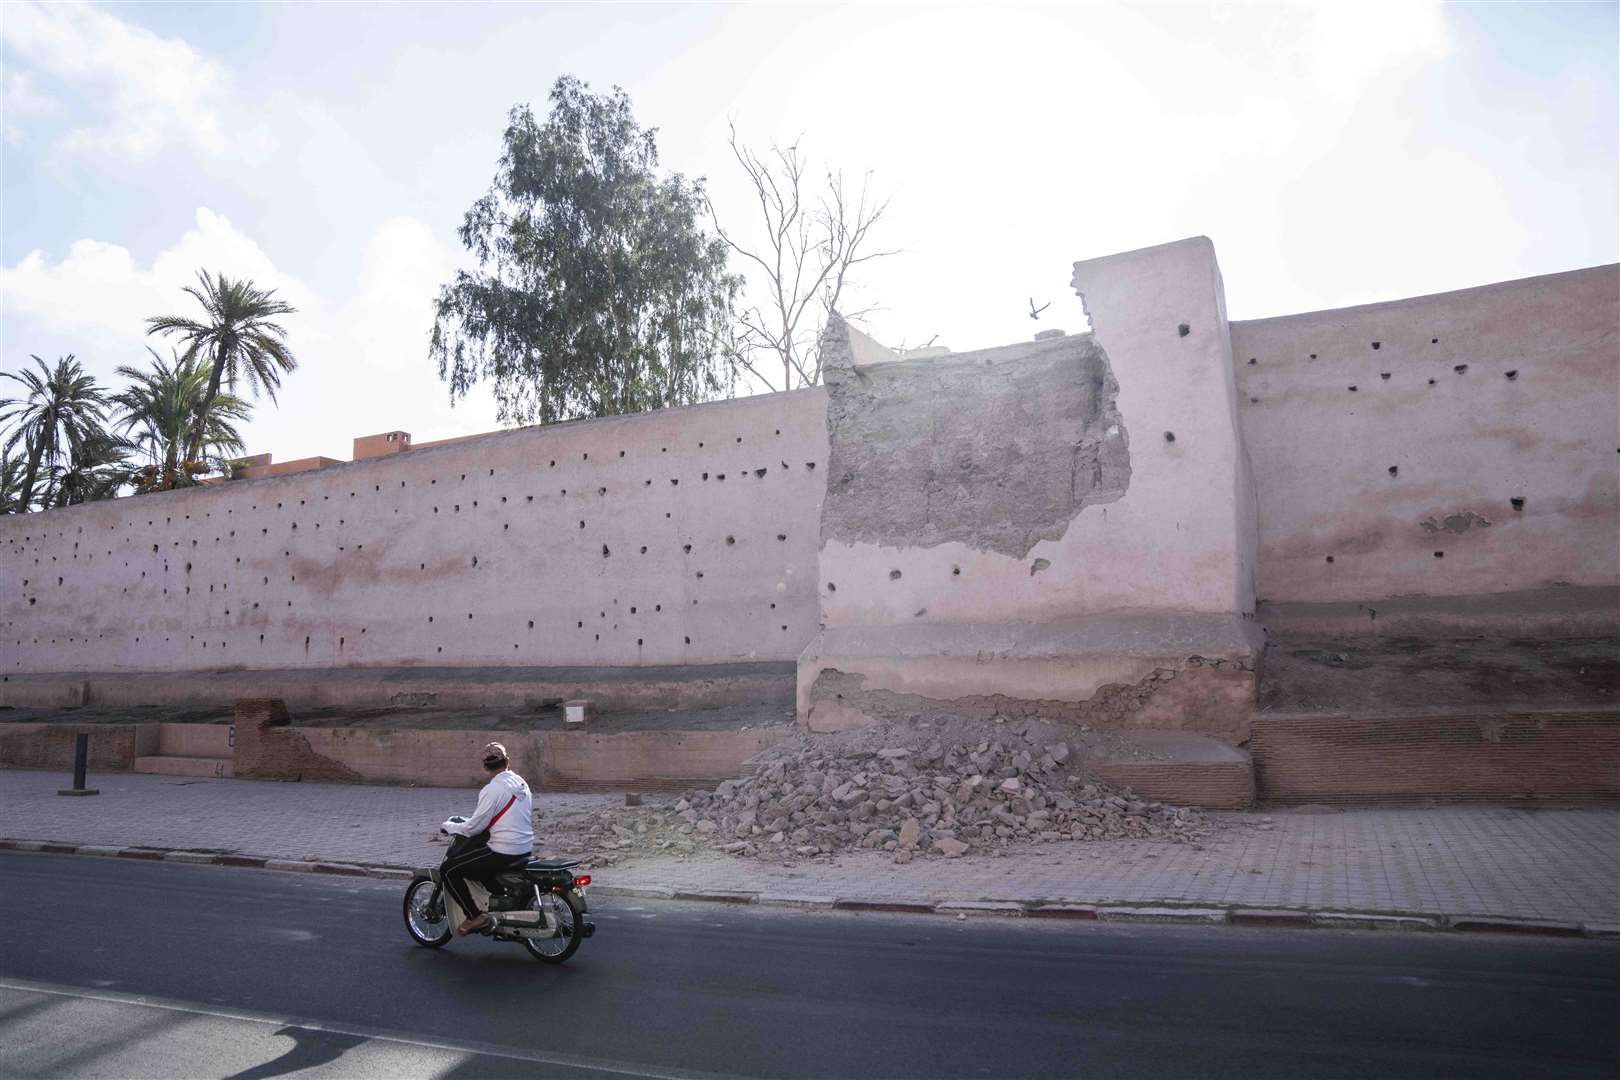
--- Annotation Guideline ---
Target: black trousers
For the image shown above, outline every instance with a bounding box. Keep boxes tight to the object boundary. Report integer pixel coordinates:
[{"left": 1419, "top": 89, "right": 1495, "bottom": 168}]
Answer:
[{"left": 441, "top": 841, "right": 529, "bottom": 920}]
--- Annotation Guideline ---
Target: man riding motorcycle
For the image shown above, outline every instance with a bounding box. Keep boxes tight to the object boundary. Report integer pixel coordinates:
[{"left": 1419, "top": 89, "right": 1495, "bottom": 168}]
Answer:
[{"left": 440, "top": 741, "right": 534, "bottom": 936}]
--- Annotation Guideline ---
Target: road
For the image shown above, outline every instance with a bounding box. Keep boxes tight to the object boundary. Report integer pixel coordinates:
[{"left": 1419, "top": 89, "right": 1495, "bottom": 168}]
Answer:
[{"left": 0, "top": 852, "right": 1615, "bottom": 1079}]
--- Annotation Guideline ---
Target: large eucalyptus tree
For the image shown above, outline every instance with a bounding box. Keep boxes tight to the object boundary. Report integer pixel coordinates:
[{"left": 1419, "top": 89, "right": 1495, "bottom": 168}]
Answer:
[{"left": 431, "top": 76, "right": 738, "bottom": 425}]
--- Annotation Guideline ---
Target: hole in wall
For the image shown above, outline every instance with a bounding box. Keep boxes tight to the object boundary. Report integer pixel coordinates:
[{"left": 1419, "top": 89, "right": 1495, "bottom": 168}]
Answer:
[
  {"left": 1454, "top": 365, "right": 1468, "bottom": 374},
  {"left": 1434, "top": 551, "right": 1444, "bottom": 558},
  {"left": 1504, "top": 370, "right": 1518, "bottom": 380},
  {"left": 889, "top": 569, "right": 902, "bottom": 581},
  {"left": 1388, "top": 466, "right": 1398, "bottom": 477},
  {"left": 1163, "top": 431, "right": 1176, "bottom": 443},
  {"left": 1325, "top": 555, "right": 1334, "bottom": 563},
  {"left": 1177, "top": 323, "right": 1190, "bottom": 337},
  {"left": 1347, "top": 385, "right": 1358, "bottom": 392},
  {"left": 1371, "top": 341, "right": 1381, "bottom": 350},
  {"left": 1510, "top": 497, "right": 1525, "bottom": 511},
  {"left": 1380, "top": 372, "right": 1391, "bottom": 380}
]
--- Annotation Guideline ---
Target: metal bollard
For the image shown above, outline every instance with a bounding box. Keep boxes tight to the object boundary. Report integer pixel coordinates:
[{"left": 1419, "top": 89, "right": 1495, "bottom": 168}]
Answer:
[{"left": 57, "top": 732, "right": 100, "bottom": 796}]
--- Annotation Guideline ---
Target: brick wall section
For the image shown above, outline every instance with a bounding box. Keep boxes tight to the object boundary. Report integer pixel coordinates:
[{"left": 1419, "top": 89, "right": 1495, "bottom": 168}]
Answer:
[
  {"left": 1251, "top": 710, "right": 1620, "bottom": 803},
  {"left": 0, "top": 723, "right": 140, "bottom": 770},
  {"left": 233, "top": 699, "right": 362, "bottom": 783},
  {"left": 1092, "top": 760, "right": 1254, "bottom": 810},
  {"left": 541, "top": 729, "right": 793, "bottom": 793}
]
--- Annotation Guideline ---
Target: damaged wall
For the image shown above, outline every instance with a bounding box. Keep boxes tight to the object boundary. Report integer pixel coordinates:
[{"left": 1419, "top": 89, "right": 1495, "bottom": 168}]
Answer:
[
  {"left": 1232, "top": 263, "right": 1619, "bottom": 624},
  {"left": 814, "top": 237, "right": 1257, "bottom": 632},
  {"left": 822, "top": 331, "right": 1130, "bottom": 559},
  {"left": 801, "top": 237, "right": 1262, "bottom": 736}
]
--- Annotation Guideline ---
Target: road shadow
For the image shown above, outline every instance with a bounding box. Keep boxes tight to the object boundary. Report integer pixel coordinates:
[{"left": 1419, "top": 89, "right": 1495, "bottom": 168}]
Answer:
[{"left": 224, "top": 1025, "right": 367, "bottom": 1080}]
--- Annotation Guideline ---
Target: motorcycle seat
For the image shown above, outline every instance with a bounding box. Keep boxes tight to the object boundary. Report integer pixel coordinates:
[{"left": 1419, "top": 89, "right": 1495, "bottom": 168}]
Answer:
[{"left": 526, "top": 857, "right": 580, "bottom": 870}]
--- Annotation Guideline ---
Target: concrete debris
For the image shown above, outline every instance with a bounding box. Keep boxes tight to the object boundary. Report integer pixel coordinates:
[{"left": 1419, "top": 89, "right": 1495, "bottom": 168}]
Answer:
[{"left": 534, "top": 717, "right": 1210, "bottom": 866}]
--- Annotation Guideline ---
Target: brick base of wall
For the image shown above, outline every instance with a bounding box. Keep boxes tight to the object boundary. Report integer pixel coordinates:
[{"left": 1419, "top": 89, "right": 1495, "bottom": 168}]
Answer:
[{"left": 1251, "top": 708, "right": 1620, "bottom": 803}]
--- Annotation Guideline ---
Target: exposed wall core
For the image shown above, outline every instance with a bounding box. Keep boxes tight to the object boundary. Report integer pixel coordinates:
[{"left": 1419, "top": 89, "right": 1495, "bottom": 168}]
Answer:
[{"left": 820, "top": 324, "right": 1129, "bottom": 559}]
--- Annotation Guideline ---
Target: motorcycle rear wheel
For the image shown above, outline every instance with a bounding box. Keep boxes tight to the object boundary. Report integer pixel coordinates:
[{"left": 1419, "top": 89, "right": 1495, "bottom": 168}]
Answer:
[
  {"left": 404, "top": 875, "right": 452, "bottom": 948},
  {"left": 524, "top": 889, "right": 584, "bottom": 964}
]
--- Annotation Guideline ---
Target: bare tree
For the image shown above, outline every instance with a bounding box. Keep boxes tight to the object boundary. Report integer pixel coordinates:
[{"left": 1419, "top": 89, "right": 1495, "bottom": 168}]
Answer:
[{"left": 706, "top": 123, "right": 897, "bottom": 392}]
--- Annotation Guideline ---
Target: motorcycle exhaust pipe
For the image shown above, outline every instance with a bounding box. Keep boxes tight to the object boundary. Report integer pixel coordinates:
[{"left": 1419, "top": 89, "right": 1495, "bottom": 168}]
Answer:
[{"left": 488, "top": 911, "right": 542, "bottom": 927}]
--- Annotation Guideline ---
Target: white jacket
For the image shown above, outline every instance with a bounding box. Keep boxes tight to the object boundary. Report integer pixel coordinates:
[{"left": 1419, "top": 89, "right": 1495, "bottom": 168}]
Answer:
[{"left": 446, "top": 770, "right": 534, "bottom": 856}]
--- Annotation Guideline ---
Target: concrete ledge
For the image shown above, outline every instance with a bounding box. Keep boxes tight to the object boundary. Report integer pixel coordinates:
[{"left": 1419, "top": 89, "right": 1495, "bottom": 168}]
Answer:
[
  {"left": 1257, "top": 586, "right": 1620, "bottom": 640},
  {"left": 1097, "top": 906, "right": 1230, "bottom": 925},
  {"left": 161, "top": 851, "right": 216, "bottom": 864},
  {"left": 0, "top": 661, "right": 797, "bottom": 712},
  {"left": 758, "top": 894, "right": 838, "bottom": 910},
  {"left": 264, "top": 859, "right": 318, "bottom": 873},
  {"left": 592, "top": 884, "right": 675, "bottom": 900},
  {"left": 935, "top": 901, "right": 1024, "bottom": 917}
]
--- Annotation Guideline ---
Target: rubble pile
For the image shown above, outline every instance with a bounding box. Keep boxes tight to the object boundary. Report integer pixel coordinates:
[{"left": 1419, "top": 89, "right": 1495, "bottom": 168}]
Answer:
[{"left": 539, "top": 718, "right": 1210, "bottom": 865}]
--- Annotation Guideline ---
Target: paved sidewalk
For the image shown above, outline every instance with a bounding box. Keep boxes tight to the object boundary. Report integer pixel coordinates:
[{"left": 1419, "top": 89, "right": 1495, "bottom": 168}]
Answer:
[{"left": 3, "top": 769, "right": 1615, "bottom": 930}]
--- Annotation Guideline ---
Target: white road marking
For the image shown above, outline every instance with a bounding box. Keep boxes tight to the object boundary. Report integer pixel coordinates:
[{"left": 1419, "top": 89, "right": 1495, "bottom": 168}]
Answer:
[{"left": 0, "top": 977, "right": 739, "bottom": 1080}]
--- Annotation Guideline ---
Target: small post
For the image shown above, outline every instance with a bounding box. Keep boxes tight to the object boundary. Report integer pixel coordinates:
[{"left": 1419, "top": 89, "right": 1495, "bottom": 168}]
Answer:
[{"left": 58, "top": 733, "right": 99, "bottom": 796}]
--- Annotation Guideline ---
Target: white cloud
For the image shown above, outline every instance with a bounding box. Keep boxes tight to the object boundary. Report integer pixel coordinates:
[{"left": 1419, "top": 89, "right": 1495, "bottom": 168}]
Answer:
[
  {"left": 1, "top": 207, "right": 498, "bottom": 461},
  {"left": 0, "top": 1, "right": 267, "bottom": 161},
  {"left": 2, "top": 207, "right": 314, "bottom": 344}
]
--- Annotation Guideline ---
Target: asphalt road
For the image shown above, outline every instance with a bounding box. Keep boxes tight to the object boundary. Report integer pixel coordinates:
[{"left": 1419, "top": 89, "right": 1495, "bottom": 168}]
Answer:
[{"left": 0, "top": 853, "right": 1615, "bottom": 1080}]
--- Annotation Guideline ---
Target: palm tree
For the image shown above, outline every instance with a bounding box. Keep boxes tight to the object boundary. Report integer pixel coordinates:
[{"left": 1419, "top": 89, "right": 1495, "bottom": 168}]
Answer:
[
  {"left": 0, "top": 355, "right": 112, "bottom": 512},
  {"left": 0, "top": 446, "right": 26, "bottom": 514},
  {"left": 112, "top": 347, "right": 251, "bottom": 493},
  {"left": 145, "top": 270, "right": 297, "bottom": 462},
  {"left": 49, "top": 429, "right": 134, "bottom": 507}
]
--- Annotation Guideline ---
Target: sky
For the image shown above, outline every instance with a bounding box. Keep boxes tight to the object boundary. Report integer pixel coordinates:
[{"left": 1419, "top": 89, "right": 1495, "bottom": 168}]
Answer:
[{"left": 2, "top": 1, "right": 1616, "bottom": 463}]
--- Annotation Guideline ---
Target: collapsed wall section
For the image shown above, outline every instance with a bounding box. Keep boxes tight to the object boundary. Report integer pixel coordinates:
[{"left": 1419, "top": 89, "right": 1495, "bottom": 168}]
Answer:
[
  {"left": 1231, "top": 263, "right": 1619, "bottom": 636},
  {"left": 1, "top": 390, "right": 828, "bottom": 682},
  {"left": 799, "top": 237, "right": 1262, "bottom": 741}
]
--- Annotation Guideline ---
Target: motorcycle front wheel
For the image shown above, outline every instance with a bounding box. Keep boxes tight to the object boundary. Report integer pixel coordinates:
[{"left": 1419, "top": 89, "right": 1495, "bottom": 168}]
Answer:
[
  {"left": 404, "top": 875, "right": 452, "bottom": 948},
  {"left": 524, "top": 888, "right": 584, "bottom": 964}
]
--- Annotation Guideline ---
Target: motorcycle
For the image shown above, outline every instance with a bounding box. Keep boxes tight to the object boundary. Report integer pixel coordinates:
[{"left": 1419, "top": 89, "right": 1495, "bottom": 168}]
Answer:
[{"left": 402, "top": 815, "right": 596, "bottom": 964}]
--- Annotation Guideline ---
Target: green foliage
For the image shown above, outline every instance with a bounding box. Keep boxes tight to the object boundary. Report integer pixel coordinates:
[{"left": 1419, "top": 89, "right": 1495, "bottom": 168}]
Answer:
[
  {"left": 146, "top": 270, "right": 297, "bottom": 462},
  {"left": 0, "top": 354, "right": 112, "bottom": 512},
  {"left": 0, "top": 445, "right": 26, "bottom": 514},
  {"left": 112, "top": 347, "right": 251, "bottom": 493},
  {"left": 48, "top": 429, "right": 134, "bottom": 508},
  {"left": 431, "top": 76, "right": 739, "bottom": 425}
]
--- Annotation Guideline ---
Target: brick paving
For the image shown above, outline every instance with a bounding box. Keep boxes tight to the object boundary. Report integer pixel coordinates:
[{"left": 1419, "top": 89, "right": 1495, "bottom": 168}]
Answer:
[{"left": 2, "top": 768, "right": 1615, "bottom": 926}]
